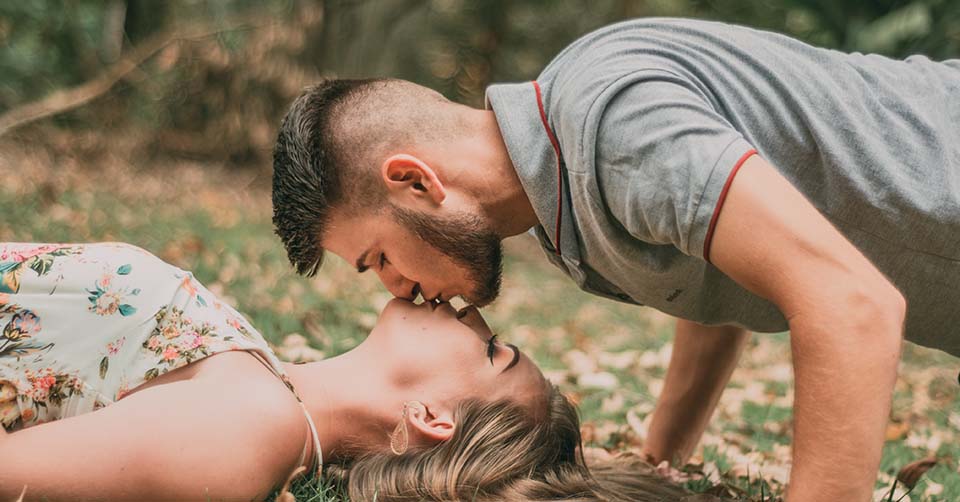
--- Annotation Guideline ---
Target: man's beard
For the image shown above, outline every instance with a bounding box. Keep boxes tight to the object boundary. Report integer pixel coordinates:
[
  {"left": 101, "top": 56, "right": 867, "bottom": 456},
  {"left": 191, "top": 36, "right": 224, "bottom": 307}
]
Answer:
[{"left": 392, "top": 206, "right": 503, "bottom": 306}]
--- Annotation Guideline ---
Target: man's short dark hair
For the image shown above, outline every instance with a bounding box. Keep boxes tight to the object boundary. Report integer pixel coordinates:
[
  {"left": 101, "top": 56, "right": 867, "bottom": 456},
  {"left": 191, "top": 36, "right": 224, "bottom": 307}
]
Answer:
[
  {"left": 273, "top": 78, "right": 458, "bottom": 276},
  {"left": 272, "top": 79, "right": 370, "bottom": 276}
]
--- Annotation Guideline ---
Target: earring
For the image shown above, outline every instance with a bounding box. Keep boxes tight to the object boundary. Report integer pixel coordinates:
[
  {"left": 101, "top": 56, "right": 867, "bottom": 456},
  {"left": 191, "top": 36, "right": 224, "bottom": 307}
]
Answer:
[{"left": 390, "top": 401, "right": 414, "bottom": 455}]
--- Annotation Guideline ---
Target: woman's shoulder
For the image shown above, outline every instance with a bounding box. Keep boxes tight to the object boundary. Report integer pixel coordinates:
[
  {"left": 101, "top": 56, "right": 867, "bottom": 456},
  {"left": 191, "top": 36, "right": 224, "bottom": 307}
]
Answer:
[
  {"left": 139, "top": 350, "right": 309, "bottom": 457},
  {"left": 176, "top": 351, "right": 311, "bottom": 489},
  {"left": 192, "top": 350, "right": 309, "bottom": 439},
  {"left": 193, "top": 350, "right": 305, "bottom": 407}
]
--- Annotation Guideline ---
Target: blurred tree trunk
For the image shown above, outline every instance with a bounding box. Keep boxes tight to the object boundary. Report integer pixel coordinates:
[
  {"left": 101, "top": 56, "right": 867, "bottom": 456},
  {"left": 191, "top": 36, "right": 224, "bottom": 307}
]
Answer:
[
  {"left": 100, "top": 0, "right": 127, "bottom": 63},
  {"left": 124, "top": 0, "right": 169, "bottom": 46}
]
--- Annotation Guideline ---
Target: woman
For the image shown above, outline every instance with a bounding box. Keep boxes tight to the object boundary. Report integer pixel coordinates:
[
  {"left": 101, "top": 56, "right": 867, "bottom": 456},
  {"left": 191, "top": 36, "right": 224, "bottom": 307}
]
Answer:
[{"left": 0, "top": 243, "right": 692, "bottom": 501}]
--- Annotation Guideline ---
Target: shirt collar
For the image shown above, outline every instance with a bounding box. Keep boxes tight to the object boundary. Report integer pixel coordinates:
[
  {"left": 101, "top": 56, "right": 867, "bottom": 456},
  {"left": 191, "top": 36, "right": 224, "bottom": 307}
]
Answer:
[{"left": 485, "top": 81, "right": 580, "bottom": 265}]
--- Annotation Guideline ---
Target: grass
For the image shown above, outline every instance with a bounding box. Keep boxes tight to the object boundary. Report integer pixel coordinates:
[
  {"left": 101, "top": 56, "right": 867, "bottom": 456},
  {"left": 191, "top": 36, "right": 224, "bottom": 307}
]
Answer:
[{"left": 1, "top": 146, "right": 957, "bottom": 501}]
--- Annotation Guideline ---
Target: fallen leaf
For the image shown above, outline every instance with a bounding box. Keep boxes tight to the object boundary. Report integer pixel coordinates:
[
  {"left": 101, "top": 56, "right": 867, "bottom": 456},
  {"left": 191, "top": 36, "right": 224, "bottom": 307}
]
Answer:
[
  {"left": 896, "top": 456, "right": 938, "bottom": 489},
  {"left": 563, "top": 349, "right": 597, "bottom": 376},
  {"left": 577, "top": 371, "right": 618, "bottom": 389},
  {"left": 885, "top": 421, "right": 910, "bottom": 440}
]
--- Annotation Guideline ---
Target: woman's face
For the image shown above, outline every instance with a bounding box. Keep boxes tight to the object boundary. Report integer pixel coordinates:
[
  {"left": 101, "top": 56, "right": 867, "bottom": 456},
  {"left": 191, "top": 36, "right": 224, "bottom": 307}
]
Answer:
[{"left": 362, "top": 299, "right": 546, "bottom": 411}]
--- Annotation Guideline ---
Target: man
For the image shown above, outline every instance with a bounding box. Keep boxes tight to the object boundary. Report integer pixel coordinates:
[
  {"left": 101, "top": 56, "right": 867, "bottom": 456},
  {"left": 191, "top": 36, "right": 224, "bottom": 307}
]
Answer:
[{"left": 271, "top": 18, "right": 960, "bottom": 500}]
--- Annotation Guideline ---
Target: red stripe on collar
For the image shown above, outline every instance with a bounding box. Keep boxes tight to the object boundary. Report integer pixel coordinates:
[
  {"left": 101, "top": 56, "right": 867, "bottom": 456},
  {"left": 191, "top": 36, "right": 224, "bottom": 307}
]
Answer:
[{"left": 532, "top": 81, "right": 563, "bottom": 256}]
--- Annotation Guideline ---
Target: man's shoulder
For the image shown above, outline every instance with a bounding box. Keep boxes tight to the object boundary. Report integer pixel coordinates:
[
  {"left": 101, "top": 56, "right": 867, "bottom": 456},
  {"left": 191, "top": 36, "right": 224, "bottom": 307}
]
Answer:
[
  {"left": 540, "top": 20, "right": 712, "bottom": 152},
  {"left": 540, "top": 16, "right": 789, "bottom": 111}
]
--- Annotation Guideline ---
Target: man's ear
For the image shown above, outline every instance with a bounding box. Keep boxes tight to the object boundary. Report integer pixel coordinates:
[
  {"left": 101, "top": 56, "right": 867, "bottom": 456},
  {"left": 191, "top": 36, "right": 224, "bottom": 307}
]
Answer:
[
  {"left": 380, "top": 154, "right": 447, "bottom": 207},
  {"left": 405, "top": 401, "right": 455, "bottom": 444}
]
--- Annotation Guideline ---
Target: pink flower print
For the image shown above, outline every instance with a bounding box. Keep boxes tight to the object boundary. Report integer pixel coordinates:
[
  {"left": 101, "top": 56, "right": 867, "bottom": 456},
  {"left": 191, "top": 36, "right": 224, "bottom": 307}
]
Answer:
[
  {"left": 98, "top": 273, "right": 113, "bottom": 288},
  {"left": 227, "top": 318, "right": 242, "bottom": 330},
  {"left": 185, "top": 333, "right": 205, "bottom": 349},
  {"left": 9, "top": 245, "right": 59, "bottom": 264},
  {"left": 181, "top": 276, "right": 198, "bottom": 297},
  {"left": 106, "top": 337, "right": 125, "bottom": 355},
  {"left": 92, "top": 292, "right": 121, "bottom": 316},
  {"left": 0, "top": 293, "right": 8, "bottom": 305},
  {"left": 28, "top": 372, "right": 55, "bottom": 401},
  {"left": 161, "top": 346, "right": 180, "bottom": 361},
  {"left": 160, "top": 323, "right": 179, "bottom": 340},
  {"left": 37, "top": 375, "right": 56, "bottom": 391},
  {"left": 147, "top": 335, "right": 162, "bottom": 350}
]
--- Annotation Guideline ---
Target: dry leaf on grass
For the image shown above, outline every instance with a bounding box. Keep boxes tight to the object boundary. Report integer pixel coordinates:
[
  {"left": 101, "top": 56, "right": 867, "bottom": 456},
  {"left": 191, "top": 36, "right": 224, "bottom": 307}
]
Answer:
[
  {"left": 897, "top": 456, "right": 939, "bottom": 489},
  {"left": 885, "top": 420, "right": 910, "bottom": 441}
]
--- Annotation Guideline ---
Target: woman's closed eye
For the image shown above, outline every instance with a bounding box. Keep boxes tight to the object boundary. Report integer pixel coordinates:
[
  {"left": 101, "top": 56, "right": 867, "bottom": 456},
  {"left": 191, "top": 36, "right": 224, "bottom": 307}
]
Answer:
[
  {"left": 379, "top": 253, "right": 389, "bottom": 270},
  {"left": 486, "top": 335, "right": 521, "bottom": 374},
  {"left": 486, "top": 334, "right": 498, "bottom": 366}
]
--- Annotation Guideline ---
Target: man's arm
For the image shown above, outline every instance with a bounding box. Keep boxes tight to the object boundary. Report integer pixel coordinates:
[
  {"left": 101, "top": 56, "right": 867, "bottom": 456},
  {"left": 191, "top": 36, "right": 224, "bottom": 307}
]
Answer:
[
  {"left": 642, "top": 319, "right": 749, "bottom": 465},
  {"left": 709, "top": 154, "right": 905, "bottom": 501}
]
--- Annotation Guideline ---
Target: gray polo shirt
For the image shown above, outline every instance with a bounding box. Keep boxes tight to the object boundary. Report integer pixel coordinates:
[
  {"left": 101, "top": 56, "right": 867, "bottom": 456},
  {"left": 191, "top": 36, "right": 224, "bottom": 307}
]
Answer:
[{"left": 486, "top": 18, "right": 960, "bottom": 357}]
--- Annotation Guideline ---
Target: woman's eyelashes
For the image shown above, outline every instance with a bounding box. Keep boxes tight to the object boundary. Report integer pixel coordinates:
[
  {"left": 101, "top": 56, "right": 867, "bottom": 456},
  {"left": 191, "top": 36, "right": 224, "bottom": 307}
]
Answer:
[
  {"left": 486, "top": 334, "right": 498, "bottom": 366},
  {"left": 379, "top": 253, "right": 388, "bottom": 270}
]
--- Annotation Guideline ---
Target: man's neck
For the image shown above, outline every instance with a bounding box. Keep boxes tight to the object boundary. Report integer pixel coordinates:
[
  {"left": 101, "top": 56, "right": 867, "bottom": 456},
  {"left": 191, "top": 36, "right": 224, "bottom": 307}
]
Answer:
[{"left": 455, "top": 109, "right": 539, "bottom": 238}]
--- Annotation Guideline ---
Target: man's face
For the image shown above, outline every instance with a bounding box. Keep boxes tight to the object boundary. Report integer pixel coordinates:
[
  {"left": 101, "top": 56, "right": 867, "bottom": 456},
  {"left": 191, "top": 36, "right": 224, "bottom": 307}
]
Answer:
[{"left": 323, "top": 206, "right": 503, "bottom": 306}]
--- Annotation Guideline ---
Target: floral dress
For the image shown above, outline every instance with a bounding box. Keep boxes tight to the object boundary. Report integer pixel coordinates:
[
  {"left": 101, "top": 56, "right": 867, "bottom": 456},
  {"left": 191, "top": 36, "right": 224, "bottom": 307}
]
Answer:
[{"left": 0, "top": 243, "right": 322, "bottom": 476}]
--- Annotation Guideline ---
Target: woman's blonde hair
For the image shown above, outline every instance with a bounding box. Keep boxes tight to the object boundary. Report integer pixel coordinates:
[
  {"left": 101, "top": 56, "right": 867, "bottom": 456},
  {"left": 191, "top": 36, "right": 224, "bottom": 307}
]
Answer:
[{"left": 329, "top": 384, "right": 696, "bottom": 501}]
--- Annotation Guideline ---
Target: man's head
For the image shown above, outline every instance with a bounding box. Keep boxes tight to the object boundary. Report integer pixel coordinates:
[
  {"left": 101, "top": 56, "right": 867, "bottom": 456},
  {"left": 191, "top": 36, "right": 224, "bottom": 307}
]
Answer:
[{"left": 272, "top": 78, "right": 505, "bottom": 305}]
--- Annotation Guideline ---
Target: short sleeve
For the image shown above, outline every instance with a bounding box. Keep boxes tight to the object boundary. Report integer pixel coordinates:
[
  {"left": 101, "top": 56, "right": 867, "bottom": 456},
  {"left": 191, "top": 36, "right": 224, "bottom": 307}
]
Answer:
[{"left": 593, "top": 74, "right": 756, "bottom": 260}]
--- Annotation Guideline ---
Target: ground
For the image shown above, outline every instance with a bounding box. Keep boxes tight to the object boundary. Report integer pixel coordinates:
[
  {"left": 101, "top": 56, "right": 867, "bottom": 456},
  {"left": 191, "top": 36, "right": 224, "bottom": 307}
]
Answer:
[{"left": 1, "top": 143, "right": 957, "bottom": 501}]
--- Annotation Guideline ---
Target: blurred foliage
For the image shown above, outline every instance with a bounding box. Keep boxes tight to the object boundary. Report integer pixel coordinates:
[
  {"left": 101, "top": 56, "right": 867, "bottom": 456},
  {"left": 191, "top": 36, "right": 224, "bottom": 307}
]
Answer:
[{"left": 1, "top": 0, "right": 959, "bottom": 165}]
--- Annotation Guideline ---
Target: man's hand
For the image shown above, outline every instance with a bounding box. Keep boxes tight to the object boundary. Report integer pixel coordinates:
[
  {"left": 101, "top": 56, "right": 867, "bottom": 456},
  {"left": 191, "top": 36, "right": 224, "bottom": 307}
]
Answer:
[
  {"left": 642, "top": 319, "right": 749, "bottom": 465},
  {"left": 709, "top": 154, "right": 905, "bottom": 501}
]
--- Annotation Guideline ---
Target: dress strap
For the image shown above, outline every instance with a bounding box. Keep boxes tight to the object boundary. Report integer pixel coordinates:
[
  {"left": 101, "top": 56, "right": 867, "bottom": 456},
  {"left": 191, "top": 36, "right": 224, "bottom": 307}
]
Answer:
[{"left": 245, "top": 349, "right": 323, "bottom": 478}]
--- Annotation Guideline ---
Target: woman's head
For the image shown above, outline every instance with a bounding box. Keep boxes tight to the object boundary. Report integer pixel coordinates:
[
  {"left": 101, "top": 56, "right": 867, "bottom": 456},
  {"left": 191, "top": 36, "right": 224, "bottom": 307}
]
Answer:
[
  {"left": 320, "top": 299, "right": 691, "bottom": 500},
  {"left": 337, "top": 386, "right": 581, "bottom": 500},
  {"left": 341, "top": 298, "right": 548, "bottom": 449},
  {"left": 332, "top": 385, "right": 691, "bottom": 501}
]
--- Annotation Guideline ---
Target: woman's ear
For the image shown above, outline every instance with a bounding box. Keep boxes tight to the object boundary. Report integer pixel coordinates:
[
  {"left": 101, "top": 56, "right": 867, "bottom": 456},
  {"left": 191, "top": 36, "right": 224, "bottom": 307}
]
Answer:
[
  {"left": 380, "top": 154, "right": 447, "bottom": 208},
  {"left": 404, "top": 401, "right": 455, "bottom": 444}
]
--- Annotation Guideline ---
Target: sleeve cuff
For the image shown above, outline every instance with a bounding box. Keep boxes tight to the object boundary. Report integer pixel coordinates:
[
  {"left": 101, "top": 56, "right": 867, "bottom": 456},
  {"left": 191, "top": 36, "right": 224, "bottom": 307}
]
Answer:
[{"left": 689, "top": 140, "right": 758, "bottom": 262}]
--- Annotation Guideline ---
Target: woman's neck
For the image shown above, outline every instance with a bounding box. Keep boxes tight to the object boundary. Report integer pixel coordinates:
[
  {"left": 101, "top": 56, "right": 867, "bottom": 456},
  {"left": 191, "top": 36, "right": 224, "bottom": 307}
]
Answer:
[{"left": 281, "top": 354, "right": 394, "bottom": 463}]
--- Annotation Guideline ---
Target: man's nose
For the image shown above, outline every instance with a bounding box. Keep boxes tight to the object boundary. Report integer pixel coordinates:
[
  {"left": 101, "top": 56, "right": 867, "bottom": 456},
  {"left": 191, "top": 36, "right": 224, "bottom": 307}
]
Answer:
[{"left": 382, "top": 273, "right": 420, "bottom": 300}]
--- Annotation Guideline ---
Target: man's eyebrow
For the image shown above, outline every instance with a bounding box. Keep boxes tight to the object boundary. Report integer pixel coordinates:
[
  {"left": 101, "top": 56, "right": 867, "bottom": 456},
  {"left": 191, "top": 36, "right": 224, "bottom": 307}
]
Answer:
[
  {"left": 501, "top": 343, "right": 521, "bottom": 374},
  {"left": 355, "top": 249, "right": 371, "bottom": 273}
]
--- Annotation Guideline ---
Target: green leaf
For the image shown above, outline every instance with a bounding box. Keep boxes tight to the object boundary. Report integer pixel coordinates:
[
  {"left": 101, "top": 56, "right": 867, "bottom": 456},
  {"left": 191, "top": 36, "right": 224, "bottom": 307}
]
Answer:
[
  {"left": 196, "top": 295, "right": 207, "bottom": 307},
  {"left": 99, "top": 356, "right": 109, "bottom": 379},
  {"left": 118, "top": 304, "right": 137, "bottom": 316},
  {"left": 116, "top": 264, "right": 132, "bottom": 275},
  {"left": 0, "top": 266, "right": 22, "bottom": 294},
  {"left": 28, "top": 256, "right": 53, "bottom": 276},
  {"left": 144, "top": 368, "right": 160, "bottom": 381}
]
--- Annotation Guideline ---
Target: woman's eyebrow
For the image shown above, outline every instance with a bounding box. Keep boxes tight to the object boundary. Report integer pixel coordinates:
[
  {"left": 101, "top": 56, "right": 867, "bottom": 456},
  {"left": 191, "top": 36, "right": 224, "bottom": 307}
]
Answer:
[{"left": 500, "top": 343, "right": 521, "bottom": 374}]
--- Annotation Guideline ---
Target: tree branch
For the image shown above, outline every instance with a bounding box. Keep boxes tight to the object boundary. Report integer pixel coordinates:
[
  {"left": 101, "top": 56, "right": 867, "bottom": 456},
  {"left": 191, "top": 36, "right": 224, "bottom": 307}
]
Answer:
[{"left": 0, "top": 21, "right": 262, "bottom": 138}]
